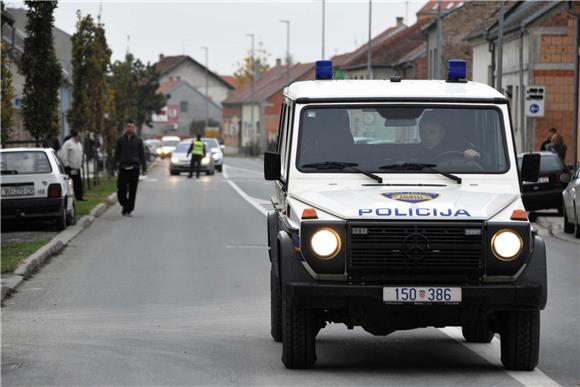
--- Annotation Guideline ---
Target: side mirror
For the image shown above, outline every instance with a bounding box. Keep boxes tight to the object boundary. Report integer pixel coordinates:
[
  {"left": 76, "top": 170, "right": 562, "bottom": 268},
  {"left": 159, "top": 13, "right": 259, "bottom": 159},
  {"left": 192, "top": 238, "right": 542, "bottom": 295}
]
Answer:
[
  {"left": 521, "top": 153, "right": 541, "bottom": 182},
  {"left": 560, "top": 172, "right": 572, "bottom": 184},
  {"left": 264, "top": 151, "right": 281, "bottom": 181}
]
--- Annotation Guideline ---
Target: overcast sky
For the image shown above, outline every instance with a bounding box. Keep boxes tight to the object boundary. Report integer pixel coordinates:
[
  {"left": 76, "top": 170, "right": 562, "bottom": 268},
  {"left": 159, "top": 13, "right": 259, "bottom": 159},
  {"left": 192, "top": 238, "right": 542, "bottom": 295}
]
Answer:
[{"left": 6, "top": 0, "right": 425, "bottom": 75}]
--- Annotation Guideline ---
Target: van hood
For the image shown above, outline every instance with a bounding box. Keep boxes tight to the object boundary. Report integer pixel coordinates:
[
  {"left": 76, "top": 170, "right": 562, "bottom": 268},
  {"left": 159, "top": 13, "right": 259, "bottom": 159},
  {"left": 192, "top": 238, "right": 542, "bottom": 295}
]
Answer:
[{"left": 291, "top": 185, "right": 519, "bottom": 220}]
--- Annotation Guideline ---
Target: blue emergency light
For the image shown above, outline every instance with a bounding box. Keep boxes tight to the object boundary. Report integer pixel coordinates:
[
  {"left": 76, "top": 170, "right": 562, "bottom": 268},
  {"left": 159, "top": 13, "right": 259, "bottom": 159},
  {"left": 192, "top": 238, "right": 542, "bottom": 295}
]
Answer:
[
  {"left": 447, "top": 59, "right": 467, "bottom": 82},
  {"left": 315, "top": 60, "right": 333, "bottom": 80}
]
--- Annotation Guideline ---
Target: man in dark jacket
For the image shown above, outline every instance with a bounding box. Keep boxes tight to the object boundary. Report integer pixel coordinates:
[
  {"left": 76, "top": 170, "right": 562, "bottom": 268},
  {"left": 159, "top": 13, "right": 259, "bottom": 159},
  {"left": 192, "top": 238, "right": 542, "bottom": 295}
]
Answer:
[{"left": 113, "top": 120, "right": 147, "bottom": 216}]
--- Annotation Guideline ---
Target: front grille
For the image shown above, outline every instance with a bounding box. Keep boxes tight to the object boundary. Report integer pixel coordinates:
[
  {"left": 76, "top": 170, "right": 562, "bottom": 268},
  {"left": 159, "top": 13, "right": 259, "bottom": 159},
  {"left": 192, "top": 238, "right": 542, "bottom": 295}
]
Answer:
[{"left": 348, "top": 222, "right": 484, "bottom": 281}]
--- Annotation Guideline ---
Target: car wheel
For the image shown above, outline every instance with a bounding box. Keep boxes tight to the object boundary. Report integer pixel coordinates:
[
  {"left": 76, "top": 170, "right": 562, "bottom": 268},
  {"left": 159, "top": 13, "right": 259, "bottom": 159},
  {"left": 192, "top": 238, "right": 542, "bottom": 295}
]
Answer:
[
  {"left": 271, "top": 269, "right": 282, "bottom": 342},
  {"left": 575, "top": 210, "right": 580, "bottom": 239},
  {"left": 462, "top": 320, "right": 494, "bottom": 343},
  {"left": 216, "top": 165, "right": 222, "bottom": 172},
  {"left": 282, "top": 303, "right": 317, "bottom": 369},
  {"left": 528, "top": 211, "right": 537, "bottom": 222},
  {"left": 66, "top": 202, "right": 77, "bottom": 226},
  {"left": 500, "top": 311, "right": 540, "bottom": 370},
  {"left": 563, "top": 206, "right": 574, "bottom": 233},
  {"left": 55, "top": 205, "right": 67, "bottom": 231},
  {"left": 170, "top": 169, "right": 179, "bottom": 176}
]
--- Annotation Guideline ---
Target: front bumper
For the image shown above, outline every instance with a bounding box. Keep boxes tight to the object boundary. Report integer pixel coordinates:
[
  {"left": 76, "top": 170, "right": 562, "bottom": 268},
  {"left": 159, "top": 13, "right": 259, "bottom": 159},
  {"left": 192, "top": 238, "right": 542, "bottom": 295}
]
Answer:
[
  {"left": 1, "top": 197, "right": 64, "bottom": 219},
  {"left": 170, "top": 162, "right": 212, "bottom": 172}
]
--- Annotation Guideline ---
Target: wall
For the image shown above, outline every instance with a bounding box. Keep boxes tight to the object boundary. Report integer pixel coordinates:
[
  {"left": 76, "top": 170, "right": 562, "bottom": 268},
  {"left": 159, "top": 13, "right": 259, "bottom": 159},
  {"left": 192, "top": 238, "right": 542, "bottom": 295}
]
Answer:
[{"left": 160, "top": 61, "right": 230, "bottom": 105}]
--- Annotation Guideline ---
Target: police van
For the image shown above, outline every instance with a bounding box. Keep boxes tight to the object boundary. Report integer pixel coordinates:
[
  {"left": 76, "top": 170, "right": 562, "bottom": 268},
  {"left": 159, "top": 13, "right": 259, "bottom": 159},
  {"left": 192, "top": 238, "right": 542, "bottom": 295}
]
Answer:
[{"left": 264, "top": 60, "right": 545, "bottom": 370}]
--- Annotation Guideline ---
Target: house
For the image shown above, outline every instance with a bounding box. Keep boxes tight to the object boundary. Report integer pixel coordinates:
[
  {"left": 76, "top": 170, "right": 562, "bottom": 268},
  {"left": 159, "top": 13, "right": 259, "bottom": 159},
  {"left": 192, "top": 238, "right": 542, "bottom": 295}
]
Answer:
[
  {"left": 466, "top": 1, "right": 580, "bottom": 163},
  {"left": 222, "top": 59, "right": 315, "bottom": 153},
  {"left": 155, "top": 54, "right": 234, "bottom": 106},
  {"left": 2, "top": 7, "right": 73, "bottom": 143},
  {"left": 147, "top": 79, "right": 223, "bottom": 138},
  {"left": 422, "top": 1, "right": 500, "bottom": 80}
]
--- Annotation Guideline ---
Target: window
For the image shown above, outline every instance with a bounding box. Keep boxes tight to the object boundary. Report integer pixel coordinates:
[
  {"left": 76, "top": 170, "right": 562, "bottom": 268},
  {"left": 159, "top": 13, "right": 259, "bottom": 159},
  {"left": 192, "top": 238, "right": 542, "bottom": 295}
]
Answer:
[
  {"left": 297, "top": 106, "right": 509, "bottom": 174},
  {"left": 180, "top": 101, "right": 188, "bottom": 113},
  {"left": 1, "top": 151, "right": 52, "bottom": 174}
]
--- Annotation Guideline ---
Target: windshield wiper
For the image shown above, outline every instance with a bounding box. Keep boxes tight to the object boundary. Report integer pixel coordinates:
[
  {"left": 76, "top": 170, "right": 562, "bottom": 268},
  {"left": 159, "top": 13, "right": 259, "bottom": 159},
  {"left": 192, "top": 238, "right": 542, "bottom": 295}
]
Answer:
[
  {"left": 379, "top": 162, "right": 462, "bottom": 184},
  {"left": 301, "top": 161, "right": 383, "bottom": 184},
  {"left": 1, "top": 170, "right": 18, "bottom": 175}
]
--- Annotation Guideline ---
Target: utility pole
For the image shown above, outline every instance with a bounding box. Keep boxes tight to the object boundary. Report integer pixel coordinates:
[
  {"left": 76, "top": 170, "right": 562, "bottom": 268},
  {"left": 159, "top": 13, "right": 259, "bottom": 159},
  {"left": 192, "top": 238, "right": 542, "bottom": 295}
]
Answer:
[
  {"left": 201, "top": 46, "right": 209, "bottom": 134},
  {"left": 434, "top": 0, "right": 442, "bottom": 79},
  {"left": 367, "top": 0, "right": 372, "bottom": 79},
  {"left": 281, "top": 20, "right": 290, "bottom": 85},
  {"left": 496, "top": 0, "right": 505, "bottom": 92},
  {"left": 246, "top": 33, "right": 255, "bottom": 146},
  {"left": 322, "top": 0, "right": 325, "bottom": 59}
]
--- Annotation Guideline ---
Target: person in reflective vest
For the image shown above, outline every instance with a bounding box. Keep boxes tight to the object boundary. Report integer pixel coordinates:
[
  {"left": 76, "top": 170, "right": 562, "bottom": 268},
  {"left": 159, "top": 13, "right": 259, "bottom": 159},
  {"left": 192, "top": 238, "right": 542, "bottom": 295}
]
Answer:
[{"left": 187, "top": 134, "right": 206, "bottom": 179}]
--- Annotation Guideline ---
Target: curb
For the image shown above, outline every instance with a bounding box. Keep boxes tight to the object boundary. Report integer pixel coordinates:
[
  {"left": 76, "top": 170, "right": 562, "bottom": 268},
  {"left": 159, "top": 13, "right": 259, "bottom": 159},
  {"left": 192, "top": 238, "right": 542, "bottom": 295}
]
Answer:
[
  {"left": 1, "top": 161, "right": 156, "bottom": 303},
  {"left": 534, "top": 217, "right": 579, "bottom": 244}
]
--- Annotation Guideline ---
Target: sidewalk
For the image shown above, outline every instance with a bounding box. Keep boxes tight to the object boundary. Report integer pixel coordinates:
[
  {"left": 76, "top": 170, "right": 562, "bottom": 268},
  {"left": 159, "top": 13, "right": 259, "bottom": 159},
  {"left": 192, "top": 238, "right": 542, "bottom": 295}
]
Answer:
[{"left": 534, "top": 215, "right": 580, "bottom": 244}]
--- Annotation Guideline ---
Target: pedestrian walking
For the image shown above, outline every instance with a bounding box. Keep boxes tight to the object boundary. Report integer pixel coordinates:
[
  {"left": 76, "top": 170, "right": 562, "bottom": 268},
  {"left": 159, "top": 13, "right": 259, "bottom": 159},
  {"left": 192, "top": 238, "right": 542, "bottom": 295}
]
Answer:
[
  {"left": 546, "top": 132, "right": 567, "bottom": 163},
  {"left": 113, "top": 120, "right": 147, "bottom": 216},
  {"left": 60, "top": 129, "right": 85, "bottom": 201},
  {"left": 540, "top": 127, "right": 557, "bottom": 151},
  {"left": 187, "top": 134, "right": 206, "bottom": 179}
]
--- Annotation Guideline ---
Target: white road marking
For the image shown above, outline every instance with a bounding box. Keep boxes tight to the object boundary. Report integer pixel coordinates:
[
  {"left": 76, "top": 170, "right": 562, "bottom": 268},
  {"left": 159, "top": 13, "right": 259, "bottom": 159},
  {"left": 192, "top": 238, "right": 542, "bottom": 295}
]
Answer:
[
  {"left": 222, "top": 164, "right": 263, "bottom": 176},
  {"left": 224, "top": 163, "right": 561, "bottom": 387},
  {"left": 223, "top": 165, "right": 268, "bottom": 216},
  {"left": 439, "top": 327, "right": 560, "bottom": 387}
]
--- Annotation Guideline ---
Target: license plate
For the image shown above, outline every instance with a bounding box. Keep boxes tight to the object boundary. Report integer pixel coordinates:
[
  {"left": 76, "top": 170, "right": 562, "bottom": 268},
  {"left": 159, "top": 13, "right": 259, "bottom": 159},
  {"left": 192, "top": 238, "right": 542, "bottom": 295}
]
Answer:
[
  {"left": 1, "top": 185, "right": 35, "bottom": 197},
  {"left": 383, "top": 287, "right": 461, "bottom": 304},
  {"left": 537, "top": 176, "right": 549, "bottom": 183}
]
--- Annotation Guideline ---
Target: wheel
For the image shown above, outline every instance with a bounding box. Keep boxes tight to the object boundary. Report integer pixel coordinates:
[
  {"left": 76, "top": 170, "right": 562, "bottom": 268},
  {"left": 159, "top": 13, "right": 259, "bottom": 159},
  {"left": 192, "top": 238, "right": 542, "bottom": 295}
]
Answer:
[
  {"left": 282, "top": 304, "right": 317, "bottom": 369},
  {"left": 462, "top": 321, "right": 494, "bottom": 343},
  {"left": 574, "top": 211, "right": 580, "bottom": 239},
  {"left": 170, "top": 169, "right": 179, "bottom": 176},
  {"left": 271, "top": 270, "right": 282, "bottom": 342},
  {"left": 216, "top": 165, "right": 222, "bottom": 172},
  {"left": 563, "top": 206, "right": 574, "bottom": 233},
  {"left": 55, "top": 205, "right": 67, "bottom": 231},
  {"left": 500, "top": 311, "right": 540, "bottom": 370},
  {"left": 528, "top": 211, "right": 538, "bottom": 222},
  {"left": 66, "top": 202, "right": 77, "bottom": 226}
]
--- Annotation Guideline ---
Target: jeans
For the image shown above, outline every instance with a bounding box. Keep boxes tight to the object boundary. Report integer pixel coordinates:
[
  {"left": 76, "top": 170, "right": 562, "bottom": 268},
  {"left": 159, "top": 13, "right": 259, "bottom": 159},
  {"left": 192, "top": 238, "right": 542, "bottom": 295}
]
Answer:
[{"left": 117, "top": 168, "right": 140, "bottom": 213}]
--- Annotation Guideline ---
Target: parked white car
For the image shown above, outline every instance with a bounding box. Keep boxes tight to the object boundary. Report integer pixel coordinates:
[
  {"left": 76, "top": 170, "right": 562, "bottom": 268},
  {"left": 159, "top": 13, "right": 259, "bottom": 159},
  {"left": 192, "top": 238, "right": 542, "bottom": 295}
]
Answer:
[
  {"left": 1, "top": 148, "right": 76, "bottom": 230},
  {"left": 562, "top": 166, "right": 580, "bottom": 238}
]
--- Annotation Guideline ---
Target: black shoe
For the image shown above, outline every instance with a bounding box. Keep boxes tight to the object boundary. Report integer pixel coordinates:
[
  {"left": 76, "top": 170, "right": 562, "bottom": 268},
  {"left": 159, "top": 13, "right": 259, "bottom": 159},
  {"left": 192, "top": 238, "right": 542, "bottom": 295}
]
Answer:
[{"left": 125, "top": 212, "right": 132, "bottom": 217}]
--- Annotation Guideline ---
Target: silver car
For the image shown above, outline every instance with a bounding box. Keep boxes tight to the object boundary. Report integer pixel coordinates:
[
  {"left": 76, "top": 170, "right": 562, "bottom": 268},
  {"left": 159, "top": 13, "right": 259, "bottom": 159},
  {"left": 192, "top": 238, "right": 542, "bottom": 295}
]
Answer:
[
  {"left": 169, "top": 140, "right": 215, "bottom": 176},
  {"left": 202, "top": 137, "right": 224, "bottom": 172},
  {"left": 562, "top": 166, "right": 580, "bottom": 238}
]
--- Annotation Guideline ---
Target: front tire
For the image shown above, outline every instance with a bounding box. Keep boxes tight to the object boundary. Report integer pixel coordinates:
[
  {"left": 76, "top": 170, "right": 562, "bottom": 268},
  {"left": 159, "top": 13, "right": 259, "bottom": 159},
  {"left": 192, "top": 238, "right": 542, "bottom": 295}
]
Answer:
[
  {"left": 462, "top": 321, "right": 494, "bottom": 343},
  {"left": 66, "top": 202, "right": 77, "bottom": 226},
  {"left": 282, "top": 304, "right": 317, "bottom": 369},
  {"left": 500, "top": 311, "right": 540, "bottom": 370},
  {"left": 563, "top": 206, "right": 574, "bottom": 233},
  {"left": 170, "top": 169, "right": 179, "bottom": 176},
  {"left": 270, "top": 270, "right": 282, "bottom": 342},
  {"left": 216, "top": 165, "right": 222, "bottom": 172}
]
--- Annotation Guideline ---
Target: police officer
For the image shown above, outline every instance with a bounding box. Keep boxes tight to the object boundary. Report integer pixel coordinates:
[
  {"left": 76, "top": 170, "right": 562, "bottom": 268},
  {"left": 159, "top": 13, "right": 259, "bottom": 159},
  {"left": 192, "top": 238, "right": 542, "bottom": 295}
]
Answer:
[{"left": 187, "top": 134, "right": 206, "bottom": 179}]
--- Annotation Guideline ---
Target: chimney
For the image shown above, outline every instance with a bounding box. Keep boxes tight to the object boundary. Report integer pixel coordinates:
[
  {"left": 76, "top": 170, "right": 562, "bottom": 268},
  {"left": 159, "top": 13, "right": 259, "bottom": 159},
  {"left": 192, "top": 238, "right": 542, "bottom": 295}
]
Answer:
[
  {"left": 159, "top": 53, "right": 164, "bottom": 62},
  {"left": 276, "top": 58, "right": 282, "bottom": 77},
  {"left": 396, "top": 17, "right": 404, "bottom": 26}
]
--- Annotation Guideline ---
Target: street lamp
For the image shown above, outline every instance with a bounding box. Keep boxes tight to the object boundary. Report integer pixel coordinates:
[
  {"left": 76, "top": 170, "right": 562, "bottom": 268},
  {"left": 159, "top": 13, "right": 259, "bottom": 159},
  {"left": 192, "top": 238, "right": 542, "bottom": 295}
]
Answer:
[
  {"left": 201, "top": 46, "right": 209, "bottom": 134},
  {"left": 280, "top": 20, "right": 290, "bottom": 85},
  {"left": 246, "top": 33, "right": 256, "bottom": 146}
]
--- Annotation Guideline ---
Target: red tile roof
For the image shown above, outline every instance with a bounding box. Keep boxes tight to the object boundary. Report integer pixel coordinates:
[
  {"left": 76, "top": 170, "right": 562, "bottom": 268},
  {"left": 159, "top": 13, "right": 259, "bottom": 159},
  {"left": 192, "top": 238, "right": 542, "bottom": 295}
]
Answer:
[
  {"left": 157, "top": 79, "right": 182, "bottom": 95},
  {"left": 340, "top": 24, "right": 407, "bottom": 67},
  {"left": 220, "top": 75, "right": 236, "bottom": 89},
  {"left": 155, "top": 55, "right": 188, "bottom": 74},
  {"left": 223, "top": 62, "right": 314, "bottom": 105},
  {"left": 417, "top": 0, "right": 464, "bottom": 16}
]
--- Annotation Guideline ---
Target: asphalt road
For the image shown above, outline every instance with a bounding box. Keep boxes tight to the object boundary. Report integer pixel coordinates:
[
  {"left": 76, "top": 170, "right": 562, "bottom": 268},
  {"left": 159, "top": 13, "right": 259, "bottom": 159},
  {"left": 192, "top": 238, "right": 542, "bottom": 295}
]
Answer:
[{"left": 1, "top": 157, "right": 578, "bottom": 386}]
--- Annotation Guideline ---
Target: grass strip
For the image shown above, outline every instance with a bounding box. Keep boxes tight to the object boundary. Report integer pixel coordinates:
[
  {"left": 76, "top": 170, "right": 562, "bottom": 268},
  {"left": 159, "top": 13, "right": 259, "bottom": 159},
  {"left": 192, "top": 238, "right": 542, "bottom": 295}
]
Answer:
[
  {"left": 1, "top": 239, "right": 50, "bottom": 274},
  {"left": 75, "top": 178, "right": 117, "bottom": 218}
]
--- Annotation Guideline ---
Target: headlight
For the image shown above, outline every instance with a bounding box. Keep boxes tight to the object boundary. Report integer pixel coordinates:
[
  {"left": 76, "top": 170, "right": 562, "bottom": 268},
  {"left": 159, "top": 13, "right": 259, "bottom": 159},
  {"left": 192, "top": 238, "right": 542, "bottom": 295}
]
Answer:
[
  {"left": 171, "top": 157, "right": 178, "bottom": 163},
  {"left": 212, "top": 153, "right": 221, "bottom": 160},
  {"left": 202, "top": 156, "right": 209, "bottom": 165},
  {"left": 491, "top": 229, "right": 523, "bottom": 261},
  {"left": 310, "top": 228, "right": 341, "bottom": 259}
]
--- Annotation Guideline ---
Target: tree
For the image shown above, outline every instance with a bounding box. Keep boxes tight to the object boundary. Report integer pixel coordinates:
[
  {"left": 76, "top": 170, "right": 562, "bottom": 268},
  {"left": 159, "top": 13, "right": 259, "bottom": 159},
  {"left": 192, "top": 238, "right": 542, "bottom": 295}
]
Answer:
[
  {"left": 19, "top": 1, "right": 62, "bottom": 145},
  {"left": 1, "top": 43, "right": 15, "bottom": 146},
  {"left": 133, "top": 59, "right": 166, "bottom": 136},
  {"left": 233, "top": 42, "right": 271, "bottom": 88}
]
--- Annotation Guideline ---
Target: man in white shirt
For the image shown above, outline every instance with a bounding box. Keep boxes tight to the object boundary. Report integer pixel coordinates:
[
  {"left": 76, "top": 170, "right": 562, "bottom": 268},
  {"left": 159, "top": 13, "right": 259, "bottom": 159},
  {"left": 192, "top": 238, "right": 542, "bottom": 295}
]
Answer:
[{"left": 60, "top": 129, "right": 85, "bottom": 201}]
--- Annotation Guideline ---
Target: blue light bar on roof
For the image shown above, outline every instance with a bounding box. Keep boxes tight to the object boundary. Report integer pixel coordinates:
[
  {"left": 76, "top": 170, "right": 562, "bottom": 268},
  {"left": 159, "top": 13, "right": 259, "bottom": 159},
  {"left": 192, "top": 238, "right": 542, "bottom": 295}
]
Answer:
[
  {"left": 315, "top": 60, "right": 333, "bottom": 80},
  {"left": 447, "top": 59, "right": 467, "bottom": 82}
]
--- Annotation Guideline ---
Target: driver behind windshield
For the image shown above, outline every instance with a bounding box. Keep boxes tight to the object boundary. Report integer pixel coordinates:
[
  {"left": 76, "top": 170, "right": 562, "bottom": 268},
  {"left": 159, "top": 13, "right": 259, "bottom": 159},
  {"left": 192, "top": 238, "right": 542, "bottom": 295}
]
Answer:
[{"left": 417, "top": 111, "right": 480, "bottom": 163}]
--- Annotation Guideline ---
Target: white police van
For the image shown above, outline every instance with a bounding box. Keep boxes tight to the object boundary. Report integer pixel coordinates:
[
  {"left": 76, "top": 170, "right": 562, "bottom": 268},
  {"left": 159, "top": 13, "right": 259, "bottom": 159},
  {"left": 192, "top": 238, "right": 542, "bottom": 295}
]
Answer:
[{"left": 265, "top": 60, "right": 545, "bottom": 370}]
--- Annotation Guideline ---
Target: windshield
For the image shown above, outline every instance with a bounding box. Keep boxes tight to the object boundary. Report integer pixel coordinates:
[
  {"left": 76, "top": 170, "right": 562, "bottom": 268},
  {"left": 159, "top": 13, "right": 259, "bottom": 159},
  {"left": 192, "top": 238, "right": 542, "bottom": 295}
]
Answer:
[
  {"left": 297, "top": 106, "right": 509, "bottom": 174},
  {"left": 174, "top": 143, "right": 192, "bottom": 153},
  {"left": 203, "top": 138, "right": 220, "bottom": 150},
  {"left": 1, "top": 151, "right": 52, "bottom": 174},
  {"left": 517, "top": 154, "right": 563, "bottom": 174},
  {"left": 162, "top": 140, "right": 180, "bottom": 147}
]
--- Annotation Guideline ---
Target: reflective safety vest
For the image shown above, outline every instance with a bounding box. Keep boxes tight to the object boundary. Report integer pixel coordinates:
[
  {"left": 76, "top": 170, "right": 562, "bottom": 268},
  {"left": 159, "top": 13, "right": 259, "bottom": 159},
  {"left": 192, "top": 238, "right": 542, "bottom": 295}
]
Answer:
[{"left": 192, "top": 140, "right": 204, "bottom": 156}]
